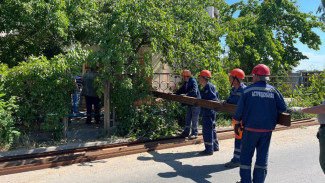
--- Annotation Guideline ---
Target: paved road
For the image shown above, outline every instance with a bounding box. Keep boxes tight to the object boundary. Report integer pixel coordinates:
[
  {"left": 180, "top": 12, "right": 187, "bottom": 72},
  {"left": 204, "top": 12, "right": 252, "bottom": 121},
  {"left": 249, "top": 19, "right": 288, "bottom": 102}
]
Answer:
[{"left": 1, "top": 125, "right": 324, "bottom": 183}]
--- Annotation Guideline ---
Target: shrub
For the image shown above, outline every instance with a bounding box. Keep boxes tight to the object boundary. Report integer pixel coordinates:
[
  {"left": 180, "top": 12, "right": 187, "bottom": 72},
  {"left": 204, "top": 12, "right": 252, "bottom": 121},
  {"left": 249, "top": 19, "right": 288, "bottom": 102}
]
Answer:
[
  {"left": 0, "top": 88, "right": 20, "bottom": 150},
  {"left": 0, "top": 46, "right": 88, "bottom": 139}
]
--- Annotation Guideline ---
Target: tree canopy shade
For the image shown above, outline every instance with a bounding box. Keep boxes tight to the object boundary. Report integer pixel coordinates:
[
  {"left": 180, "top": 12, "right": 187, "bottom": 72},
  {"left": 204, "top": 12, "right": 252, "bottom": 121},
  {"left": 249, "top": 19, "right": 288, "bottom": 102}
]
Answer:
[
  {"left": 0, "top": 0, "right": 101, "bottom": 67},
  {"left": 223, "top": 0, "right": 325, "bottom": 75}
]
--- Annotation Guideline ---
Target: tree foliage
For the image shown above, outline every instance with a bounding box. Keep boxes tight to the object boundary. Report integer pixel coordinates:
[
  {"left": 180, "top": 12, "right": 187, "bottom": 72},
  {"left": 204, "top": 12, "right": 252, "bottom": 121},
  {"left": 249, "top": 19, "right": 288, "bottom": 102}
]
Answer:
[
  {"left": 0, "top": 0, "right": 100, "bottom": 67},
  {"left": 0, "top": 46, "right": 89, "bottom": 138},
  {"left": 318, "top": 0, "right": 325, "bottom": 22},
  {"left": 223, "top": 0, "right": 324, "bottom": 75},
  {"left": 87, "top": 0, "right": 227, "bottom": 134}
]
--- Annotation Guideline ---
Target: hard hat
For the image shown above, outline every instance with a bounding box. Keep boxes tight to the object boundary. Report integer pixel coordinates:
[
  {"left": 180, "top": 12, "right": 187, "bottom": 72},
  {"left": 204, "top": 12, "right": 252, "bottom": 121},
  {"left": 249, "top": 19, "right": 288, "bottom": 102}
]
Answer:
[
  {"left": 181, "top": 70, "right": 191, "bottom": 77},
  {"left": 199, "top": 70, "right": 212, "bottom": 78},
  {"left": 229, "top": 68, "right": 245, "bottom": 79},
  {"left": 252, "top": 64, "right": 270, "bottom": 76}
]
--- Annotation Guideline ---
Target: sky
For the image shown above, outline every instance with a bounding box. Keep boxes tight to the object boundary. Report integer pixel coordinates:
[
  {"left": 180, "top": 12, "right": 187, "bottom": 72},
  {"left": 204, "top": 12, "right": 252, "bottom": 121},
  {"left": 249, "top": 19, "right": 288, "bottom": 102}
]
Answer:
[{"left": 225, "top": 0, "right": 325, "bottom": 72}]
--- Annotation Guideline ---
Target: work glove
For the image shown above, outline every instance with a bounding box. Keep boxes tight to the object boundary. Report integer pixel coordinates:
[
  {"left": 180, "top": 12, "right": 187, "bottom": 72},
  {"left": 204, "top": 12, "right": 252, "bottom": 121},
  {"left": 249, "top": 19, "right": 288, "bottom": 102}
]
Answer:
[
  {"left": 288, "top": 107, "right": 304, "bottom": 113},
  {"left": 234, "top": 123, "right": 242, "bottom": 136}
]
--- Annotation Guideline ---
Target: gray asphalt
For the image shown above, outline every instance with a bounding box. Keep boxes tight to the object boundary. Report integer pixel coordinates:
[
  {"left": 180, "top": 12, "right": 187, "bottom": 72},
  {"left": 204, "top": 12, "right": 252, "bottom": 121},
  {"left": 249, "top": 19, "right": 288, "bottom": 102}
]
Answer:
[{"left": 1, "top": 125, "right": 324, "bottom": 183}]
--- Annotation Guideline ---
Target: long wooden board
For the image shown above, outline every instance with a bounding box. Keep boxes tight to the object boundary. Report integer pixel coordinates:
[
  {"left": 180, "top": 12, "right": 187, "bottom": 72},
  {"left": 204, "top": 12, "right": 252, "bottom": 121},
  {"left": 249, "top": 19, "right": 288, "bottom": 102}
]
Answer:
[{"left": 152, "top": 91, "right": 291, "bottom": 126}]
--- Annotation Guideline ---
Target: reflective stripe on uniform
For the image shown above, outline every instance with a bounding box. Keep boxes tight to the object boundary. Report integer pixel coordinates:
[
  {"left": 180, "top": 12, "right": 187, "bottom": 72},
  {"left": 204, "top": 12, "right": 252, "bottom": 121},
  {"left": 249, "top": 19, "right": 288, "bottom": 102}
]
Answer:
[
  {"left": 255, "top": 165, "right": 267, "bottom": 170},
  {"left": 185, "top": 126, "right": 191, "bottom": 128},
  {"left": 234, "top": 154, "right": 240, "bottom": 159},
  {"left": 240, "top": 165, "right": 251, "bottom": 170},
  {"left": 235, "top": 148, "right": 241, "bottom": 152},
  {"left": 192, "top": 127, "right": 198, "bottom": 130},
  {"left": 204, "top": 142, "right": 213, "bottom": 146},
  {"left": 244, "top": 87, "right": 276, "bottom": 94},
  {"left": 231, "top": 91, "right": 242, "bottom": 96}
]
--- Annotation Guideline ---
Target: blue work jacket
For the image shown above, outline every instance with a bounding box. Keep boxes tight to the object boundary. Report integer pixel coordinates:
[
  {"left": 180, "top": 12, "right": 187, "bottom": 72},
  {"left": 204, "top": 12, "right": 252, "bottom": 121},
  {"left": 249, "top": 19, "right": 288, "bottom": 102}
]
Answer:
[
  {"left": 175, "top": 77, "right": 201, "bottom": 99},
  {"left": 200, "top": 81, "right": 220, "bottom": 117},
  {"left": 226, "top": 83, "right": 246, "bottom": 105},
  {"left": 233, "top": 81, "right": 287, "bottom": 130}
]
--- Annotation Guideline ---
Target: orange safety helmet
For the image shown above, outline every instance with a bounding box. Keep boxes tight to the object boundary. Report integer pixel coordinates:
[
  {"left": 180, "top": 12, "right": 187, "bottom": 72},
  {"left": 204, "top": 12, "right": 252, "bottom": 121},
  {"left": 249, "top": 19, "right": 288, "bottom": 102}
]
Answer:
[
  {"left": 181, "top": 70, "right": 191, "bottom": 77},
  {"left": 229, "top": 68, "right": 245, "bottom": 79},
  {"left": 252, "top": 64, "right": 270, "bottom": 76},
  {"left": 199, "top": 70, "right": 212, "bottom": 78}
]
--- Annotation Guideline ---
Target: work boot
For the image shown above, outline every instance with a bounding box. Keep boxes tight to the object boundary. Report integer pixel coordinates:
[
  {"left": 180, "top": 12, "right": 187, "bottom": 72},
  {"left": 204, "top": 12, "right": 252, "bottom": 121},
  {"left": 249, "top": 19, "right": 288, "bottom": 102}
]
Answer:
[
  {"left": 224, "top": 161, "right": 240, "bottom": 168},
  {"left": 197, "top": 150, "right": 213, "bottom": 156},
  {"left": 180, "top": 132, "right": 189, "bottom": 138},
  {"left": 189, "top": 134, "right": 198, "bottom": 139}
]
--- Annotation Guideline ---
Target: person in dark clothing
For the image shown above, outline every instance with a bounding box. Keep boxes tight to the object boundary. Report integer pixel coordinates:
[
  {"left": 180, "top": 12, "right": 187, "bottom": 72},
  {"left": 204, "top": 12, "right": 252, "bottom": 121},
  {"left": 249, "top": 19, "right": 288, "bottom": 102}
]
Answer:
[
  {"left": 174, "top": 70, "right": 201, "bottom": 139},
  {"left": 224, "top": 68, "right": 247, "bottom": 168},
  {"left": 81, "top": 67, "right": 100, "bottom": 124},
  {"left": 234, "top": 64, "right": 287, "bottom": 183},
  {"left": 198, "top": 69, "right": 220, "bottom": 155}
]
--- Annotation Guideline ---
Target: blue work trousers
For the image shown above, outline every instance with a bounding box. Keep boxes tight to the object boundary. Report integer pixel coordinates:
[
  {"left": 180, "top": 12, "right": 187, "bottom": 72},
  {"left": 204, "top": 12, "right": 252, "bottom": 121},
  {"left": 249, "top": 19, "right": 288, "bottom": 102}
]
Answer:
[
  {"left": 240, "top": 130, "right": 272, "bottom": 183},
  {"left": 183, "top": 106, "right": 200, "bottom": 136},
  {"left": 72, "top": 89, "right": 80, "bottom": 113},
  {"left": 202, "top": 114, "right": 219, "bottom": 153},
  {"left": 231, "top": 138, "right": 241, "bottom": 163}
]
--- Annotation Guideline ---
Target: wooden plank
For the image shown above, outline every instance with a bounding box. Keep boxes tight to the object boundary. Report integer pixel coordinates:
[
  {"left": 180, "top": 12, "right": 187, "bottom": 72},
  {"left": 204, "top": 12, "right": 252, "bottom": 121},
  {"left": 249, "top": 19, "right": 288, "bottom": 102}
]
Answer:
[{"left": 152, "top": 91, "right": 291, "bottom": 126}]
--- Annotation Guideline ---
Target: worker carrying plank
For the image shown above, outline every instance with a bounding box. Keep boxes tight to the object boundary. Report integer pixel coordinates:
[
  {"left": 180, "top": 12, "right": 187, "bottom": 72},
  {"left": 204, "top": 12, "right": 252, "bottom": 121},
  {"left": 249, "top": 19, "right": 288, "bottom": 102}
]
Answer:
[
  {"left": 197, "top": 70, "right": 220, "bottom": 156},
  {"left": 174, "top": 70, "right": 201, "bottom": 139},
  {"left": 234, "top": 64, "right": 287, "bottom": 183},
  {"left": 223, "top": 68, "right": 247, "bottom": 168}
]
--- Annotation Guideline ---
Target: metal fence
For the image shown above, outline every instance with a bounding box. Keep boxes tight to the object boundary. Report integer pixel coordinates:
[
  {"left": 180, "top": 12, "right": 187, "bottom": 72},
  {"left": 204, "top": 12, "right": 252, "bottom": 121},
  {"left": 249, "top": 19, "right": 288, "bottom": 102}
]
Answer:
[{"left": 152, "top": 73, "right": 314, "bottom": 95}]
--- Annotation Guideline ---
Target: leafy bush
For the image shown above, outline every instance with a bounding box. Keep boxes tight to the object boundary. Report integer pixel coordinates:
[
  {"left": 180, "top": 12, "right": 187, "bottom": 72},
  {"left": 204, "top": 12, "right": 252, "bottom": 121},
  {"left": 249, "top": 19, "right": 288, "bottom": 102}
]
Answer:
[
  {"left": 117, "top": 100, "right": 185, "bottom": 140},
  {"left": 0, "top": 92, "right": 20, "bottom": 150},
  {"left": 0, "top": 46, "right": 89, "bottom": 139},
  {"left": 289, "top": 72, "right": 325, "bottom": 120}
]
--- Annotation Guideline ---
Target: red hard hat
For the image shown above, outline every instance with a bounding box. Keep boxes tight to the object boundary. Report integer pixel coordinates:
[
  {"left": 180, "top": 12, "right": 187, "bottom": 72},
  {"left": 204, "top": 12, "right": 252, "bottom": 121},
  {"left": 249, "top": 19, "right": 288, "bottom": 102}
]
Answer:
[
  {"left": 199, "top": 70, "right": 212, "bottom": 78},
  {"left": 228, "top": 68, "right": 245, "bottom": 79},
  {"left": 252, "top": 64, "right": 270, "bottom": 76},
  {"left": 181, "top": 70, "right": 191, "bottom": 77}
]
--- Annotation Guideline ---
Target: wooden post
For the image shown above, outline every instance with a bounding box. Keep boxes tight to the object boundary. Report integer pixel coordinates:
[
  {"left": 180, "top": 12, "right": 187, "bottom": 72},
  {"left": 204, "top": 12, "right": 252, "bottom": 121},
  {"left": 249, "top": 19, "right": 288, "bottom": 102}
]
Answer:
[
  {"left": 104, "top": 80, "right": 111, "bottom": 134},
  {"left": 63, "top": 116, "right": 68, "bottom": 139}
]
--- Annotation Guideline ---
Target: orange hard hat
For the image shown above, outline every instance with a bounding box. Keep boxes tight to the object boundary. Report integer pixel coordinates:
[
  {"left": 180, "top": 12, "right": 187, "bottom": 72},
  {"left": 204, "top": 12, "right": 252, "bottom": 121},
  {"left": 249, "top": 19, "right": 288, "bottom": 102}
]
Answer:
[
  {"left": 181, "top": 70, "right": 191, "bottom": 77},
  {"left": 199, "top": 70, "right": 212, "bottom": 78},
  {"left": 229, "top": 68, "right": 245, "bottom": 79},
  {"left": 252, "top": 64, "right": 271, "bottom": 76}
]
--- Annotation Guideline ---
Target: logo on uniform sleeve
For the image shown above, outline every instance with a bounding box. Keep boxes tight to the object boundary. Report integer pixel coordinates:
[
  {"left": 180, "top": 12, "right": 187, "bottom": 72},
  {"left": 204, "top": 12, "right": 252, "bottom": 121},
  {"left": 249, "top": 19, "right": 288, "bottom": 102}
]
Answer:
[{"left": 252, "top": 91, "right": 274, "bottom": 98}]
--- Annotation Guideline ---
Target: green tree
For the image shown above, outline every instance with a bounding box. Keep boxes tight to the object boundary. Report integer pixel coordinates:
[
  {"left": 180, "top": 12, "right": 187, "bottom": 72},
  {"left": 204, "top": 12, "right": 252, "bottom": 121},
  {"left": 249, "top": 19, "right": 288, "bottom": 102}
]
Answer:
[
  {"left": 0, "top": 0, "right": 100, "bottom": 67},
  {"left": 223, "top": 0, "right": 325, "bottom": 75},
  {"left": 88, "top": 0, "right": 227, "bottom": 133},
  {"left": 318, "top": 0, "right": 325, "bottom": 22}
]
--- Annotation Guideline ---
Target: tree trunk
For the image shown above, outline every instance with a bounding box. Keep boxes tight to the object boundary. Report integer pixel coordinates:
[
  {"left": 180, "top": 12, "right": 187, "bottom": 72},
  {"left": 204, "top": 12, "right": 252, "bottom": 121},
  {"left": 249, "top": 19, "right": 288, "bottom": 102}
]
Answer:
[{"left": 104, "top": 80, "right": 111, "bottom": 135}]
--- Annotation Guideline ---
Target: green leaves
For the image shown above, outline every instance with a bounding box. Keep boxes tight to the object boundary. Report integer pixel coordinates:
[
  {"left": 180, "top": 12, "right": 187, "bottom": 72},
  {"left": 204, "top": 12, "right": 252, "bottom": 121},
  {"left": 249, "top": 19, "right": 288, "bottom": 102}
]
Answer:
[
  {"left": 224, "top": 0, "right": 324, "bottom": 75},
  {"left": 0, "top": 49, "right": 87, "bottom": 136},
  {"left": 0, "top": 0, "right": 100, "bottom": 67}
]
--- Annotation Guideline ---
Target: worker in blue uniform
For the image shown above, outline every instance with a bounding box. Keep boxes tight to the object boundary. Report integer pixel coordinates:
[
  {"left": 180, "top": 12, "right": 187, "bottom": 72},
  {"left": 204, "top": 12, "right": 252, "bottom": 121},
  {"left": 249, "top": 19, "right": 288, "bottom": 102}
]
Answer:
[
  {"left": 174, "top": 70, "right": 201, "bottom": 139},
  {"left": 198, "top": 70, "right": 220, "bottom": 155},
  {"left": 224, "top": 68, "right": 246, "bottom": 168},
  {"left": 234, "top": 64, "right": 287, "bottom": 183}
]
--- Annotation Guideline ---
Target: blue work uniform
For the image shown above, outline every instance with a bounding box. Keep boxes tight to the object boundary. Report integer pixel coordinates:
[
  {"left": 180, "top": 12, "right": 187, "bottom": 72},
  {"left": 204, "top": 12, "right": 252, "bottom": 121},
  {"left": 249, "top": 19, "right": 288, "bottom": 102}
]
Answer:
[
  {"left": 233, "top": 81, "right": 287, "bottom": 183},
  {"left": 200, "top": 81, "right": 220, "bottom": 153},
  {"left": 175, "top": 77, "right": 201, "bottom": 136},
  {"left": 226, "top": 83, "right": 246, "bottom": 163}
]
